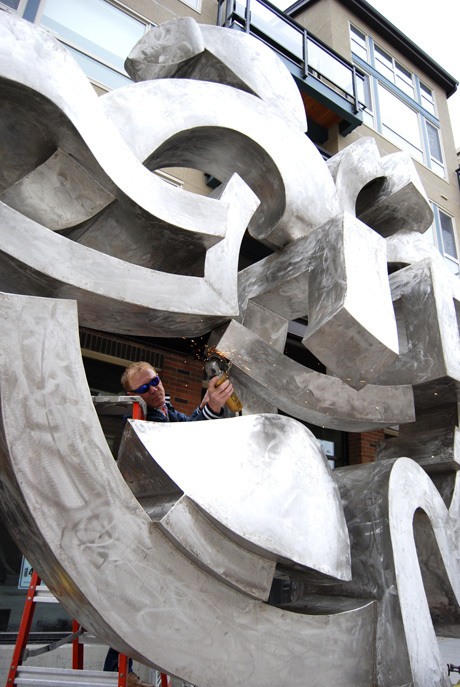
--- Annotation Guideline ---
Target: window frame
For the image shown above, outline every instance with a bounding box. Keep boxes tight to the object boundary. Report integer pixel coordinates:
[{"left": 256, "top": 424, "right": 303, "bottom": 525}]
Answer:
[
  {"left": 34, "top": 0, "right": 152, "bottom": 90},
  {"left": 179, "top": 0, "right": 202, "bottom": 12},
  {"left": 426, "top": 204, "right": 460, "bottom": 276},
  {"left": 0, "top": 0, "right": 27, "bottom": 12},
  {"left": 349, "top": 23, "right": 368, "bottom": 62},
  {"left": 376, "top": 81, "right": 424, "bottom": 162},
  {"left": 419, "top": 80, "right": 437, "bottom": 116},
  {"left": 349, "top": 23, "right": 445, "bottom": 178}
]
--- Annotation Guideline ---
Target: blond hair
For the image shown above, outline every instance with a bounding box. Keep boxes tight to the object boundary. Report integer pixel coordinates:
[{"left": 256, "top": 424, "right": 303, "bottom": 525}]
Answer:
[{"left": 121, "top": 361, "right": 157, "bottom": 392}]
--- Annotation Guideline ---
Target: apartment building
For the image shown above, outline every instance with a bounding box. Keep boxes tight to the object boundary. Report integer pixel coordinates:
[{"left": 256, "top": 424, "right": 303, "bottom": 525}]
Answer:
[
  {"left": 286, "top": 0, "right": 459, "bottom": 276},
  {"left": 0, "top": 0, "right": 458, "bottom": 647}
]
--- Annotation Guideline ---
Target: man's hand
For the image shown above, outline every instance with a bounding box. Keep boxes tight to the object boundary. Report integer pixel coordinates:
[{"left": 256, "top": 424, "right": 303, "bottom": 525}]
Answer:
[{"left": 206, "top": 376, "right": 234, "bottom": 413}]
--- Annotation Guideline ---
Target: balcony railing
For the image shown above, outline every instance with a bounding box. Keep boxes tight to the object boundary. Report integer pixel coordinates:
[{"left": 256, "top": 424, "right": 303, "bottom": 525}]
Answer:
[{"left": 217, "top": 0, "right": 366, "bottom": 118}]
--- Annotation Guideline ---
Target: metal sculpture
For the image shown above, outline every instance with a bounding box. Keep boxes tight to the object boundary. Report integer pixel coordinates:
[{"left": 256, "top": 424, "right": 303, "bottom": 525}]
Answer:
[{"left": 0, "top": 9, "right": 459, "bottom": 687}]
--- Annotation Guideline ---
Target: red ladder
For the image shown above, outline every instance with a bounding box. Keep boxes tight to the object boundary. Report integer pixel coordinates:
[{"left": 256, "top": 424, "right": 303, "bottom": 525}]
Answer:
[
  {"left": 5, "top": 570, "right": 130, "bottom": 687},
  {"left": 6, "top": 397, "right": 169, "bottom": 687}
]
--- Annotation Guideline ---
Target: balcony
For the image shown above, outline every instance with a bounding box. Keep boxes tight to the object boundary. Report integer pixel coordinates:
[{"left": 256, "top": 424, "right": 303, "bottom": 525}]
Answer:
[{"left": 217, "top": 0, "right": 365, "bottom": 140}]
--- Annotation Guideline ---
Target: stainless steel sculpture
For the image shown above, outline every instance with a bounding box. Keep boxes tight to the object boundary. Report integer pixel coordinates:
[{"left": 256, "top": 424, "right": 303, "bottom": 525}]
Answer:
[
  {"left": 0, "top": 292, "right": 376, "bottom": 687},
  {"left": 0, "top": 9, "right": 459, "bottom": 687}
]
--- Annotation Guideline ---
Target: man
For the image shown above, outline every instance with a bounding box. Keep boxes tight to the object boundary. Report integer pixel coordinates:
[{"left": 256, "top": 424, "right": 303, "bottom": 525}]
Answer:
[
  {"left": 121, "top": 361, "right": 234, "bottom": 421},
  {"left": 104, "top": 360, "right": 234, "bottom": 685}
]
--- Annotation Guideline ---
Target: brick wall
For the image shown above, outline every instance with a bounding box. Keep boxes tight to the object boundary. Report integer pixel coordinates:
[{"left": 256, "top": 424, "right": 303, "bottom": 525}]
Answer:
[
  {"left": 160, "top": 350, "right": 204, "bottom": 413},
  {"left": 348, "top": 429, "right": 385, "bottom": 465},
  {"left": 160, "top": 349, "right": 388, "bottom": 457}
]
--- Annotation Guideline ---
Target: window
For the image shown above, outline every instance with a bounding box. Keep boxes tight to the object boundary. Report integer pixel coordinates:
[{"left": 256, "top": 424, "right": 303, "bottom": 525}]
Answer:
[
  {"left": 356, "top": 72, "right": 374, "bottom": 127},
  {"left": 0, "top": 515, "right": 72, "bottom": 635},
  {"left": 374, "top": 45, "right": 415, "bottom": 99},
  {"left": 350, "top": 25, "right": 368, "bottom": 62},
  {"left": 394, "top": 62, "right": 414, "bottom": 99},
  {"left": 179, "top": 0, "right": 202, "bottom": 11},
  {"left": 377, "top": 84, "right": 423, "bottom": 161},
  {"left": 1, "top": 0, "right": 30, "bottom": 14},
  {"left": 439, "top": 212, "right": 458, "bottom": 261},
  {"left": 424, "top": 205, "right": 459, "bottom": 276},
  {"left": 0, "top": 0, "right": 21, "bottom": 8},
  {"left": 38, "top": 0, "right": 149, "bottom": 89},
  {"left": 349, "top": 25, "right": 445, "bottom": 177},
  {"left": 374, "top": 45, "right": 394, "bottom": 82},
  {"left": 420, "top": 81, "right": 436, "bottom": 115},
  {"left": 425, "top": 121, "right": 444, "bottom": 176}
]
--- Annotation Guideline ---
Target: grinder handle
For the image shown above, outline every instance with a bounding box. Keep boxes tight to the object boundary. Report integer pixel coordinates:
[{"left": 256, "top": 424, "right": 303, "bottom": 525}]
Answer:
[{"left": 214, "top": 371, "right": 243, "bottom": 413}]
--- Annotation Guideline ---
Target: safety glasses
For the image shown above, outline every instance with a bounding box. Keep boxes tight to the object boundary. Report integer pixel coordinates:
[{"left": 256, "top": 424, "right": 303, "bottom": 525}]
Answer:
[{"left": 130, "top": 375, "right": 161, "bottom": 394}]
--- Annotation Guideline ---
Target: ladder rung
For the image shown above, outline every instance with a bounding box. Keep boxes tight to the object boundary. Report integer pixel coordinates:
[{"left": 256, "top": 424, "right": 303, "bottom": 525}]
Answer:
[
  {"left": 32, "top": 585, "right": 59, "bottom": 603},
  {"left": 15, "top": 666, "right": 119, "bottom": 687},
  {"left": 79, "top": 633, "right": 100, "bottom": 644}
]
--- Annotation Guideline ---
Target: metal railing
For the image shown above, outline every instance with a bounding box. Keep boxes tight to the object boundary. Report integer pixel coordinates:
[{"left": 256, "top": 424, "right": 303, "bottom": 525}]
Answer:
[{"left": 217, "top": 0, "right": 365, "bottom": 115}]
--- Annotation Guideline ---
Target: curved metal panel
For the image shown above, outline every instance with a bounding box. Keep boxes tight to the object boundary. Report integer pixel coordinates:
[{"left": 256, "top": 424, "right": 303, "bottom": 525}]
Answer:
[
  {"left": 211, "top": 319, "right": 414, "bottom": 430},
  {"left": 0, "top": 290, "right": 376, "bottom": 687},
  {"left": 118, "top": 414, "right": 351, "bottom": 579}
]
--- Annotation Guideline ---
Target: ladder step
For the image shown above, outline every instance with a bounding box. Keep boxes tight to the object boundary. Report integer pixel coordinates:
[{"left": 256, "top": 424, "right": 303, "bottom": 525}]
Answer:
[
  {"left": 33, "top": 584, "right": 59, "bottom": 603},
  {"left": 15, "top": 666, "right": 119, "bottom": 687},
  {"left": 79, "top": 633, "right": 100, "bottom": 644}
]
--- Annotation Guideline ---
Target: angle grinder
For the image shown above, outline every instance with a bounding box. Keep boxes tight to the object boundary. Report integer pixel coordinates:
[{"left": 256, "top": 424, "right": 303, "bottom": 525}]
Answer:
[{"left": 204, "top": 351, "right": 243, "bottom": 413}]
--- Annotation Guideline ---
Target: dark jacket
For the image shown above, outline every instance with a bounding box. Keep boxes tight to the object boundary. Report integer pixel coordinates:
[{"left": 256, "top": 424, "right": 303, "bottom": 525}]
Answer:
[{"left": 145, "top": 398, "right": 223, "bottom": 423}]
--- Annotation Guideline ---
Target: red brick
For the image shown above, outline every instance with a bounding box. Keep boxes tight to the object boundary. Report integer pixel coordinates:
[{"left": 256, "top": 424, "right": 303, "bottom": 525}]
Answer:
[{"left": 348, "top": 430, "right": 385, "bottom": 465}]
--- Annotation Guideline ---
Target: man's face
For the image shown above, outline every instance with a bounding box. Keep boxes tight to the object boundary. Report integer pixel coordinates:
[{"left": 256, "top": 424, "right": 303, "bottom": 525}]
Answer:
[{"left": 127, "top": 368, "right": 166, "bottom": 410}]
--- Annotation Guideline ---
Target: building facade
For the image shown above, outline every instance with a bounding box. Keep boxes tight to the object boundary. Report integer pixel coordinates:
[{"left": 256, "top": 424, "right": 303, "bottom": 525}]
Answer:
[
  {"left": 287, "top": 0, "right": 459, "bottom": 277},
  {"left": 0, "top": 0, "right": 458, "bottom": 656}
]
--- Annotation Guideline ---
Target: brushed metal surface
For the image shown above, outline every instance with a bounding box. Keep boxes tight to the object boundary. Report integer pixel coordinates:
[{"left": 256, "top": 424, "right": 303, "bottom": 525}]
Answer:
[
  {"left": 0, "top": 292, "right": 376, "bottom": 687},
  {"left": 0, "top": 9, "right": 459, "bottom": 687},
  {"left": 125, "top": 18, "right": 308, "bottom": 133},
  {"left": 118, "top": 414, "right": 351, "bottom": 580},
  {"left": 210, "top": 318, "right": 414, "bottom": 431},
  {"left": 357, "top": 151, "right": 434, "bottom": 237},
  {"left": 291, "top": 458, "right": 460, "bottom": 687}
]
